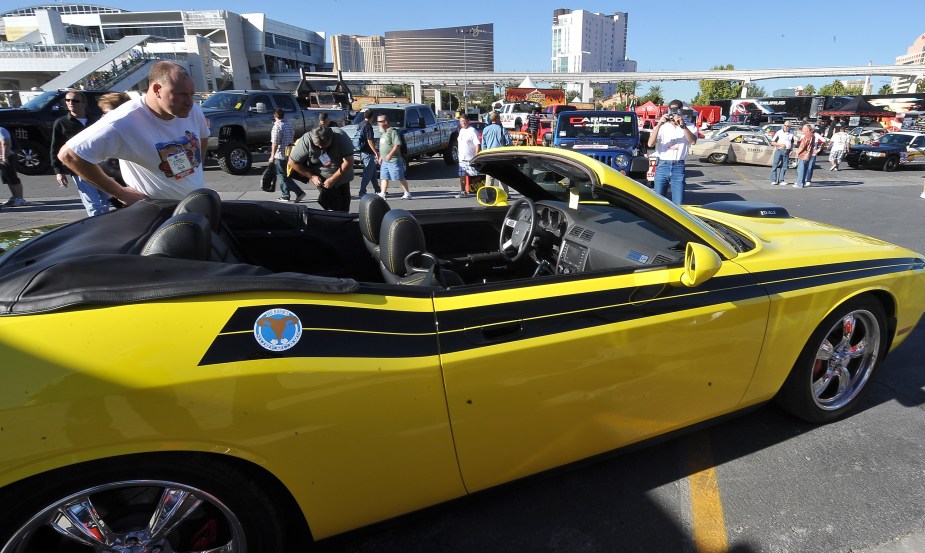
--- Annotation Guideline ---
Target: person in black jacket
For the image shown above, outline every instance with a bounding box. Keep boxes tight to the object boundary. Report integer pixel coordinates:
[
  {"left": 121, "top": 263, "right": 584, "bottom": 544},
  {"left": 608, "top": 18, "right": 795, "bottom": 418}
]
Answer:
[{"left": 50, "top": 90, "right": 112, "bottom": 216}]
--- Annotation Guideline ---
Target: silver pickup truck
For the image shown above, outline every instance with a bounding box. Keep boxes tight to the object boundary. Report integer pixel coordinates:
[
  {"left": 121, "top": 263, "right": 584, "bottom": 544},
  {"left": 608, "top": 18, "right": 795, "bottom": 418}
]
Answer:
[
  {"left": 341, "top": 103, "right": 459, "bottom": 172},
  {"left": 202, "top": 90, "right": 346, "bottom": 175}
]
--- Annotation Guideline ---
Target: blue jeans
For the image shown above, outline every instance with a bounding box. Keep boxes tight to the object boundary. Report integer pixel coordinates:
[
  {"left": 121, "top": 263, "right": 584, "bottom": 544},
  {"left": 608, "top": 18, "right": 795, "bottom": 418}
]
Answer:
[
  {"left": 770, "top": 149, "right": 790, "bottom": 183},
  {"left": 795, "top": 159, "right": 812, "bottom": 187},
  {"left": 653, "top": 159, "right": 686, "bottom": 205},
  {"left": 275, "top": 158, "right": 303, "bottom": 199},
  {"left": 359, "top": 152, "right": 380, "bottom": 195},
  {"left": 806, "top": 155, "right": 817, "bottom": 182},
  {"left": 73, "top": 174, "right": 110, "bottom": 217}
]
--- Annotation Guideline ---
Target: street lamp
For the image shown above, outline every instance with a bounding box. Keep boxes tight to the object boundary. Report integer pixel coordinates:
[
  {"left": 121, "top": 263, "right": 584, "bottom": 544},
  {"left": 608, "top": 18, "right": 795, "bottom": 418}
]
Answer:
[{"left": 456, "top": 27, "right": 472, "bottom": 113}]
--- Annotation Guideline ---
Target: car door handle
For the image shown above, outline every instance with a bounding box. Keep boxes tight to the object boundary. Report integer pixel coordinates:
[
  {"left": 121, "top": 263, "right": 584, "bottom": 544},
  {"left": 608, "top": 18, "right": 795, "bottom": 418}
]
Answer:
[{"left": 467, "top": 320, "right": 524, "bottom": 345}]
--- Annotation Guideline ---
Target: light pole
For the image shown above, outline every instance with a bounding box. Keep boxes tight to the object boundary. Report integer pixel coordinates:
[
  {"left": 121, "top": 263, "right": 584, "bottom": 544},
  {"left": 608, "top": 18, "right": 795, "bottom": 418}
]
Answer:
[{"left": 456, "top": 27, "right": 471, "bottom": 114}]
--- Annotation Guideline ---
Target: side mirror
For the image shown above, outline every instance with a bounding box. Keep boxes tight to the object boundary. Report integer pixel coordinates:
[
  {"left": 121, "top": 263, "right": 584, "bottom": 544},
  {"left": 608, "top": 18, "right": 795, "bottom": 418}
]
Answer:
[
  {"left": 476, "top": 185, "right": 508, "bottom": 207},
  {"left": 679, "top": 242, "right": 722, "bottom": 287},
  {"left": 418, "top": 117, "right": 426, "bottom": 128},
  {"left": 252, "top": 102, "right": 267, "bottom": 114}
]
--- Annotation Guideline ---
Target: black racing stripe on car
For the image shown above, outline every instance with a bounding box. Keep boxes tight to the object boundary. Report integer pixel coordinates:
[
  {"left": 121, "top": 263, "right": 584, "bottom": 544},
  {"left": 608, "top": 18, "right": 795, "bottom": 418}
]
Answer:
[
  {"left": 760, "top": 262, "right": 916, "bottom": 295},
  {"left": 435, "top": 281, "right": 763, "bottom": 353},
  {"left": 752, "top": 257, "right": 921, "bottom": 285},
  {"left": 217, "top": 304, "right": 436, "bottom": 334},
  {"left": 199, "top": 328, "right": 439, "bottom": 366}
]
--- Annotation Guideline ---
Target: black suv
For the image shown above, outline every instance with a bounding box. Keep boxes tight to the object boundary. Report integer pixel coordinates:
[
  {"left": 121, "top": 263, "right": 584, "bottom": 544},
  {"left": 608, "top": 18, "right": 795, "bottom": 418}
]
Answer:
[{"left": 0, "top": 90, "right": 109, "bottom": 175}]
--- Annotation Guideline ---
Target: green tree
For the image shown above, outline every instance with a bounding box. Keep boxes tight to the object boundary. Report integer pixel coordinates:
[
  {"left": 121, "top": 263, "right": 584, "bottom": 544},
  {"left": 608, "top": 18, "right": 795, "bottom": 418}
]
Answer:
[
  {"left": 818, "top": 80, "right": 848, "bottom": 96},
  {"left": 382, "top": 84, "right": 411, "bottom": 98},
  {"left": 692, "top": 64, "right": 742, "bottom": 105},
  {"left": 592, "top": 86, "right": 604, "bottom": 100},
  {"left": 803, "top": 84, "right": 816, "bottom": 95},
  {"left": 747, "top": 84, "right": 767, "bottom": 97},
  {"left": 878, "top": 83, "right": 893, "bottom": 95},
  {"left": 641, "top": 85, "right": 664, "bottom": 105},
  {"left": 566, "top": 90, "right": 581, "bottom": 102}
]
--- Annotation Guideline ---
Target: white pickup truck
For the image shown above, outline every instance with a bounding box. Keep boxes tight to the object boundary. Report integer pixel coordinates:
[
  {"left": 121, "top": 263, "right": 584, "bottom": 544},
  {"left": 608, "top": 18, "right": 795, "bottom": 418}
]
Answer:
[{"left": 497, "top": 101, "right": 542, "bottom": 131}]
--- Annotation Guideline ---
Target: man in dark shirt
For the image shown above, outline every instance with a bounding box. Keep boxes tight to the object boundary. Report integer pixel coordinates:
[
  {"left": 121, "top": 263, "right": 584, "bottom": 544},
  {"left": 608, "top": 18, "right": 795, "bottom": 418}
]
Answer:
[
  {"left": 526, "top": 107, "right": 541, "bottom": 144},
  {"left": 50, "top": 90, "right": 111, "bottom": 216},
  {"left": 357, "top": 110, "right": 380, "bottom": 196},
  {"left": 288, "top": 125, "right": 354, "bottom": 212}
]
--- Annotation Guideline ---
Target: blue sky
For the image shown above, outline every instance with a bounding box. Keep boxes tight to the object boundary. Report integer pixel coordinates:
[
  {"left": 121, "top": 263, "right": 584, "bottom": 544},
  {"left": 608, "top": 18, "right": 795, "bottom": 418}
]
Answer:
[{"left": 105, "top": 0, "right": 923, "bottom": 100}]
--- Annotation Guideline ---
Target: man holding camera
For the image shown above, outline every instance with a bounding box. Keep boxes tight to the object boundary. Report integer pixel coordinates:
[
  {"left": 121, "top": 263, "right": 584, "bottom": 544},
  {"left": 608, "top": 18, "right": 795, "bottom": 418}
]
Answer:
[{"left": 647, "top": 99, "right": 697, "bottom": 205}]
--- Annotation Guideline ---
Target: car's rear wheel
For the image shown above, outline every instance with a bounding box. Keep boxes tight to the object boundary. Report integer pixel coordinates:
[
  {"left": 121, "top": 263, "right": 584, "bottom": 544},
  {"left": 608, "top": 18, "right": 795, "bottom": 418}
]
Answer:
[
  {"left": 15, "top": 139, "right": 50, "bottom": 175},
  {"left": 847, "top": 161, "right": 859, "bottom": 168},
  {"left": 883, "top": 156, "right": 899, "bottom": 172},
  {"left": 775, "top": 296, "right": 887, "bottom": 423},
  {"left": 707, "top": 153, "right": 727, "bottom": 164},
  {"left": 787, "top": 158, "right": 798, "bottom": 169},
  {"left": 0, "top": 454, "right": 290, "bottom": 553}
]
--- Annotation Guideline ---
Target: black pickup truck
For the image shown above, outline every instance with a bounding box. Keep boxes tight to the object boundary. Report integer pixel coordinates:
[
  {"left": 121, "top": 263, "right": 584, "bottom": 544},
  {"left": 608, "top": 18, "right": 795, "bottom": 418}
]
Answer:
[{"left": 0, "top": 90, "right": 110, "bottom": 175}]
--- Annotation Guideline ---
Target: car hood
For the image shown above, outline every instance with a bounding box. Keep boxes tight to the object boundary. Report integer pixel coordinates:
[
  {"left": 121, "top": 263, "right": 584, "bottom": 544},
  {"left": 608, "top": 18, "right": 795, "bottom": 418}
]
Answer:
[
  {"left": 686, "top": 204, "right": 920, "bottom": 269},
  {"left": 849, "top": 144, "right": 902, "bottom": 153}
]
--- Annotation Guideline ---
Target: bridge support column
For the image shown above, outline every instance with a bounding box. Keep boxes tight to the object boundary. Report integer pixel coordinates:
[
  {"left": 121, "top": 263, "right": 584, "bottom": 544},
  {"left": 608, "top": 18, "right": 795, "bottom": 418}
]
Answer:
[
  {"left": 581, "top": 80, "right": 593, "bottom": 103},
  {"left": 411, "top": 79, "right": 423, "bottom": 104},
  {"left": 433, "top": 89, "right": 443, "bottom": 113},
  {"left": 909, "top": 74, "right": 923, "bottom": 93},
  {"left": 740, "top": 79, "right": 751, "bottom": 98}
]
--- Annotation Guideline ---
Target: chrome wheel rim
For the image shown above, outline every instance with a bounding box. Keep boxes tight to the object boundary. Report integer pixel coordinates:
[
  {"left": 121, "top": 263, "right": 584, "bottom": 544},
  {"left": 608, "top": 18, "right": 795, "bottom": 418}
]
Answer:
[
  {"left": 230, "top": 150, "right": 248, "bottom": 172},
  {"left": 810, "top": 309, "right": 880, "bottom": 411},
  {"left": 3, "top": 480, "right": 246, "bottom": 553}
]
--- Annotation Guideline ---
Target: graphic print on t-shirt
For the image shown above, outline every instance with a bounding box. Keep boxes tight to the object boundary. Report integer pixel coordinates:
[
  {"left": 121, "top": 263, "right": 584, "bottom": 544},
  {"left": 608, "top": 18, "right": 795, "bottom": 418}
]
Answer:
[{"left": 155, "top": 131, "right": 201, "bottom": 179}]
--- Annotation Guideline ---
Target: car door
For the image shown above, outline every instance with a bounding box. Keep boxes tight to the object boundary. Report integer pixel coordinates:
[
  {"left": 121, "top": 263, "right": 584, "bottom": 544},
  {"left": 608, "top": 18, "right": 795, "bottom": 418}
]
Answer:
[
  {"left": 435, "top": 236, "right": 769, "bottom": 492},
  {"left": 730, "top": 134, "right": 773, "bottom": 165},
  {"left": 905, "top": 135, "right": 925, "bottom": 164},
  {"left": 272, "top": 93, "right": 304, "bottom": 136},
  {"left": 247, "top": 93, "right": 275, "bottom": 143}
]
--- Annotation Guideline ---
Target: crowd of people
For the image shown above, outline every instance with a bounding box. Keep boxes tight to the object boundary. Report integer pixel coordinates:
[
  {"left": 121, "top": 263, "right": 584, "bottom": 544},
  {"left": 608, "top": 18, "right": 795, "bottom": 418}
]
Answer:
[{"left": 2, "top": 76, "right": 924, "bottom": 216}]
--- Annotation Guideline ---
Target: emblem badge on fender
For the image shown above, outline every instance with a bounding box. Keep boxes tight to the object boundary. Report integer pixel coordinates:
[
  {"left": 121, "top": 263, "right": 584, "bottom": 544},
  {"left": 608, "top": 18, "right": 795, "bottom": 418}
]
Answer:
[{"left": 254, "top": 308, "right": 303, "bottom": 351}]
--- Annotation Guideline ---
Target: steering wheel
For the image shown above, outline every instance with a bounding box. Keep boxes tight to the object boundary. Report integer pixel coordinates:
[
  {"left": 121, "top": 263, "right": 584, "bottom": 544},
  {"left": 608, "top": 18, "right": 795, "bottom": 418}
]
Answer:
[{"left": 499, "top": 197, "right": 537, "bottom": 262}]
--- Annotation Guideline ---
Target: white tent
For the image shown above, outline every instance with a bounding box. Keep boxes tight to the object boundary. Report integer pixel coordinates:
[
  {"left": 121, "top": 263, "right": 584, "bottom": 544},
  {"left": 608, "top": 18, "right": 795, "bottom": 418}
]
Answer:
[{"left": 518, "top": 76, "right": 538, "bottom": 89}]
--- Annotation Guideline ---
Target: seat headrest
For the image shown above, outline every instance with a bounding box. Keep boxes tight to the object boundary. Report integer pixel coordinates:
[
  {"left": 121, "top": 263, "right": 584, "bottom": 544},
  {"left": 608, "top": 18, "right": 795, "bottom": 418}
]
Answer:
[
  {"left": 173, "top": 188, "right": 221, "bottom": 233},
  {"left": 379, "top": 209, "right": 424, "bottom": 277},
  {"left": 358, "top": 193, "right": 391, "bottom": 249},
  {"left": 141, "top": 212, "right": 212, "bottom": 260}
]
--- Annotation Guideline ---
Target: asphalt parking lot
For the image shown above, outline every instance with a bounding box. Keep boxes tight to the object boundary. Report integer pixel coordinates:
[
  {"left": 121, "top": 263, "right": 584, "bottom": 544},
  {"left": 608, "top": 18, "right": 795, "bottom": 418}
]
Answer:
[{"left": 2, "top": 156, "right": 924, "bottom": 552}]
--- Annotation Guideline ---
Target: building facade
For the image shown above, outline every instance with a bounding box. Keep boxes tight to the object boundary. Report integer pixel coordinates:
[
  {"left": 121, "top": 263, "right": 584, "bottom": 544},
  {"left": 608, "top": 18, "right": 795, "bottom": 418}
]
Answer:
[
  {"left": 892, "top": 33, "right": 925, "bottom": 93},
  {"left": 0, "top": 4, "right": 326, "bottom": 92},
  {"left": 331, "top": 34, "right": 386, "bottom": 73},
  {"left": 384, "top": 24, "right": 493, "bottom": 73},
  {"left": 550, "top": 9, "right": 637, "bottom": 97}
]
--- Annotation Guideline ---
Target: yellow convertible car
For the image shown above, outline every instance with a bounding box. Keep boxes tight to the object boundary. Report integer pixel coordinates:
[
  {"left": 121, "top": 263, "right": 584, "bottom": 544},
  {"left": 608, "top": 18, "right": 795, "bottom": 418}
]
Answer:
[
  {"left": 691, "top": 131, "right": 798, "bottom": 168},
  {"left": 1, "top": 147, "right": 924, "bottom": 551}
]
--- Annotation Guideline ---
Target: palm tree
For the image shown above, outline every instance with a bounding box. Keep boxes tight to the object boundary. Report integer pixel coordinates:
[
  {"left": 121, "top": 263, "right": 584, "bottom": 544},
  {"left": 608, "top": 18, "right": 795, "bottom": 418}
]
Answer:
[{"left": 878, "top": 84, "right": 893, "bottom": 95}]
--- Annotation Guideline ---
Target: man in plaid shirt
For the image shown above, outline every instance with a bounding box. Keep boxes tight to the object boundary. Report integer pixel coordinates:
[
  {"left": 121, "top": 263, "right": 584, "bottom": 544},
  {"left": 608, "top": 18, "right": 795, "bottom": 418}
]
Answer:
[{"left": 271, "top": 109, "right": 305, "bottom": 202}]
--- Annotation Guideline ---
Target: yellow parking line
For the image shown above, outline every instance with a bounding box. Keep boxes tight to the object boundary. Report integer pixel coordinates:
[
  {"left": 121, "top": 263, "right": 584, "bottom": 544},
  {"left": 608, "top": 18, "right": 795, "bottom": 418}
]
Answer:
[{"left": 683, "top": 432, "right": 729, "bottom": 553}]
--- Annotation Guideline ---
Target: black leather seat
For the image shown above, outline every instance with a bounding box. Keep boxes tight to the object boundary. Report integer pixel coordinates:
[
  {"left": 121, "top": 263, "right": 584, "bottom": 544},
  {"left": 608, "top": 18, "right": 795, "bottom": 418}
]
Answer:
[
  {"left": 378, "top": 209, "right": 463, "bottom": 287},
  {"left": 172, "top": 188, "right": 241, "bottom": 263},
  {"left": 141, "top": 212, "right": 212, "bottom": 260},
  {"left": 358, "top": 193, "right": 391, "bottom": 257}
]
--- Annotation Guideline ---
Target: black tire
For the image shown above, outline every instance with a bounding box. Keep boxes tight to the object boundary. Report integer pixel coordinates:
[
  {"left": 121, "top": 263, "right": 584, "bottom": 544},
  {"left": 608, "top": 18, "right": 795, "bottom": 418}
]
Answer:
[
  {"left": 15, "top": 139, "right": 50, "bottom": 175},
  {"left": 217, "top": 140, "right": 252, "bottom": 175},
  {"left": 0, "top": 453, "right": 294, "bottom": 552},
  {"left": 883, "top": 156, "right": 899, "bottom": 172},
  {"left": 707, "top": 153, "right": 728, "bottom": 164},
  {"left": 787, "top": 158, "right": 798, "bottom": 169},
  {"left": 514, "top": 117, "right": 522, "bottom": 130},
  {"left": 443, "top": 136, "right": 458, "bottom": 165},
  {"left": 847, "top": 161, "right": 859, "bottom": 168},
  {"left": 775, "top": 296, "right": 888, "bottom": 424}
]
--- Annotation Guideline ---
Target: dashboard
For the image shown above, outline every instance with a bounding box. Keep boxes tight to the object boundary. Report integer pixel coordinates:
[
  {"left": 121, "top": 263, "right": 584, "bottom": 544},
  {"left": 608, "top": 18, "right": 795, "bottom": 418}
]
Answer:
[{"left": 533, "top": 201, "right": 685, "bottom": 274}]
